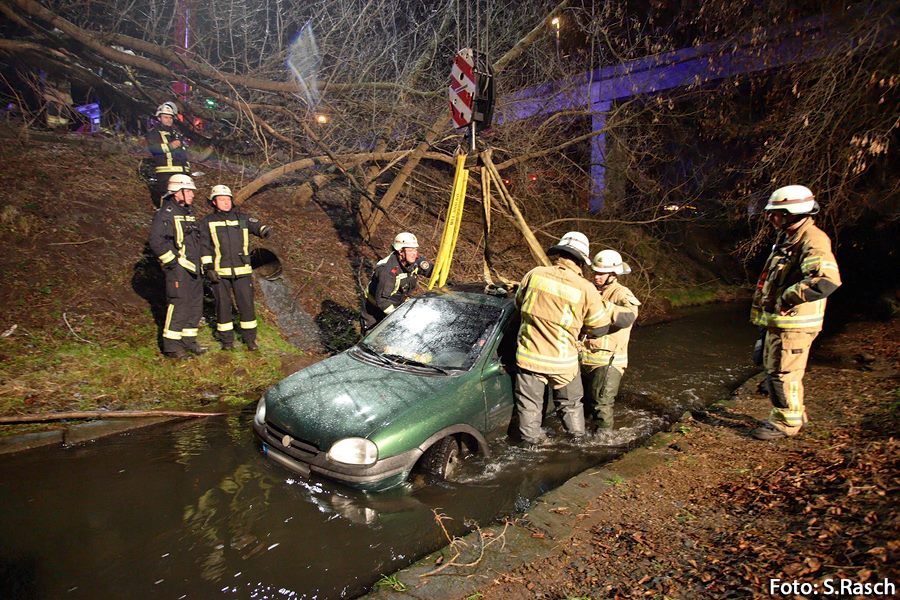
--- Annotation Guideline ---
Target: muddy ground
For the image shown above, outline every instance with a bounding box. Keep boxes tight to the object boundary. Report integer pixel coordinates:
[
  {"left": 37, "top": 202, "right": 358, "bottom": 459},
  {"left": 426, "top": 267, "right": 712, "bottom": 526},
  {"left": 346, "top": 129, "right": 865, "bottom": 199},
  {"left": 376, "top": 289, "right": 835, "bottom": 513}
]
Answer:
[{"left": 366, "top": 320, "right": 898, "bottom": 599}]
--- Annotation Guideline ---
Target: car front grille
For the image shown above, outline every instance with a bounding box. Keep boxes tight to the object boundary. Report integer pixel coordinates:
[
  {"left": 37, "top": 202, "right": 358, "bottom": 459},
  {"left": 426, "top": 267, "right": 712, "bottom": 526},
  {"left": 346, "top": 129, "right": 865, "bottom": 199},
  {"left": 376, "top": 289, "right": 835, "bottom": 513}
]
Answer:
[{"left": 264, "top": 420, "right": 320, "bottom": 456}]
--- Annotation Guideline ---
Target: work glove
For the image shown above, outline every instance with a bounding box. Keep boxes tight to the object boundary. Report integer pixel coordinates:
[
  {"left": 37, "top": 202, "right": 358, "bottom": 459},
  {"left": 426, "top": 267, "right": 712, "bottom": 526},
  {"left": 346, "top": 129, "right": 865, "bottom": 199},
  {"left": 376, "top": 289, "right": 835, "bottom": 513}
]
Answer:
[
  {"left": 205, "top": 266, "right": 220, "bottom": 284},
  {"left": 752, "top": 329, "right": 766, "bottom": 366}
]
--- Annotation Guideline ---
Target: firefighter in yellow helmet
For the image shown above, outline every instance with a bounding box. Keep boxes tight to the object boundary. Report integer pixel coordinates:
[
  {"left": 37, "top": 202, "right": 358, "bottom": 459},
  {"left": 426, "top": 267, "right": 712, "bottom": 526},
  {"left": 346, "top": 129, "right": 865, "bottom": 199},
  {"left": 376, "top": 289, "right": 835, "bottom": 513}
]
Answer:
[
  {"left": 199, "top": 185, "right": 271, "bottom": 351},
  {"left": 514, "top": 232, "right": 636, "bottom": 447},
  {"left": 750, "top": 185, "right": 841, "bottom": 440},
  {"left": 148, "top": 174, "right": 206, "bottom": 359},
  {"left": 360, "top": 232, "right": 434, "bottom": 330},
  {"left": 580, "top": 249, "right": 640, "bottom": 430},
  {"left": 146, "top": 101, "right": 190, "bottom": 208}
]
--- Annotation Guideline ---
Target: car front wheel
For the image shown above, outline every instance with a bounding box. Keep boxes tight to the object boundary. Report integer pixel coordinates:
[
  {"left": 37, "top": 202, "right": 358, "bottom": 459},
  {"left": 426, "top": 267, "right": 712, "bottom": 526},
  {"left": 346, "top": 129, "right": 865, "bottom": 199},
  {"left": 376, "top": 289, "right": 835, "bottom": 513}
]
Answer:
[{"left": 419, "top": 436, "right": 462, "bottom": 481}]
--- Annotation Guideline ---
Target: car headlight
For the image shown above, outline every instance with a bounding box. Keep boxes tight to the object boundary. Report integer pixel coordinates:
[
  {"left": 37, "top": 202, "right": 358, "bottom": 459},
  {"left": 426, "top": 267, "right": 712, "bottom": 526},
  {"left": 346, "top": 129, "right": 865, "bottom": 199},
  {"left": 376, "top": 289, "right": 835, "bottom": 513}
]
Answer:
[
  {"left": 327, "top": 438, "right": 378, "bottom": 466},
  {"left": 254, "top": 396, "right": 266, "bottom": 425}
]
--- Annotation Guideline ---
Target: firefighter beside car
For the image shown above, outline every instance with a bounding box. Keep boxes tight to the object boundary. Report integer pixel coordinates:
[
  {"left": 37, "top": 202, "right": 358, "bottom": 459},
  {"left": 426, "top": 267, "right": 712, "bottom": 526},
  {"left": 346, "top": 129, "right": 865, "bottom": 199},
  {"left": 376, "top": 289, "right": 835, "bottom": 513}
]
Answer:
[
  {"left": 360, "top": 232, "right": 434, "bottom": 330},
  {"left": 514, "top": 232, "right": 636, "bottom": 447},
  {"left": 200, "top": 185, "right": 271, "bottom": 351},
  {"left": 750, "top": 185, "right": 841, "bottom": 440},
  {"left": 145, "top": 101, "right": 191, "bottom": 208},
  {"left": 148, "top": 174, "right": 206, "bottom": 359},
  {"left": 579, "top": 249, "right": 640, "bottom": 430}
]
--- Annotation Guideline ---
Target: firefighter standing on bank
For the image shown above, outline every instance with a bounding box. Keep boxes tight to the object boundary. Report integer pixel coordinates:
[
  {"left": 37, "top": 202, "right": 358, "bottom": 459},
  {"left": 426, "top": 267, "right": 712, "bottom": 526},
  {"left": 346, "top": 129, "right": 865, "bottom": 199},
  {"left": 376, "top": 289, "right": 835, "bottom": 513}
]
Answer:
[
  {"left": 148, "top": 174, "right": 206, "bottom": 359},
  {"left": 200, "top": 185, "right": 271, "bottom": 351},
  {"left": 750, "top": 185, "right": 841, "bottom": 440},
  {"left": 580, "top": 249, "right": 640, "bottom": 430},
  {"left": 514, "top": 232, "right": 636, "bottom": 447},
  {"left": 360, "top": 232, "right": 434, "bottom": 330},
  {"left": 146, "top": 101, "right": 191, "bottom": 208}
]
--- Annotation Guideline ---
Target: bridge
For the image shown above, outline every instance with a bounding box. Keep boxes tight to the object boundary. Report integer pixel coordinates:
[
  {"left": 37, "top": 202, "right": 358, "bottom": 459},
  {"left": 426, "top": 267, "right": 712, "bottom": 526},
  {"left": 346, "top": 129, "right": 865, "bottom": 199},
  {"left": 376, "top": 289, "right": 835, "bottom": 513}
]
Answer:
[{"left": 494, "top": 8, "right": 894, "bottom": 210}]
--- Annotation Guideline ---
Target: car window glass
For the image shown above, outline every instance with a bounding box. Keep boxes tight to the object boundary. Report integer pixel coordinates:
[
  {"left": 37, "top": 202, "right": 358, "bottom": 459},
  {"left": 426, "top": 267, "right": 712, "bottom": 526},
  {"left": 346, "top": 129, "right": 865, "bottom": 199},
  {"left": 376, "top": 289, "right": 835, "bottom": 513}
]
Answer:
[{"left": 363, "top": 296, "right": 502, "bottom": 370}]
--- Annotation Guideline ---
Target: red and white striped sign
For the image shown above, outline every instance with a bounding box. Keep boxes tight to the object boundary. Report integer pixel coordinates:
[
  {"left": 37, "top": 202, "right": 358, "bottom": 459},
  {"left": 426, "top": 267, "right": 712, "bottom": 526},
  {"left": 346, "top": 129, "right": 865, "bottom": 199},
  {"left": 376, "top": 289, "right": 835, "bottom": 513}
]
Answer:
[{"left": 449, "top": 49, "right": 476, "bottom": 129}]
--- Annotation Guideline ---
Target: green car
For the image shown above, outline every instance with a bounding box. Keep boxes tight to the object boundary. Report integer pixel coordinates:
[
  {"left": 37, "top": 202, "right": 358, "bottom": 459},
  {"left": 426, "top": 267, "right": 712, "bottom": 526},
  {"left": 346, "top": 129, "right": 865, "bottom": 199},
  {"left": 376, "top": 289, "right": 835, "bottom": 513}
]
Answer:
[{"left": 253, "top": 288, "right": 518, "bottom": 491}]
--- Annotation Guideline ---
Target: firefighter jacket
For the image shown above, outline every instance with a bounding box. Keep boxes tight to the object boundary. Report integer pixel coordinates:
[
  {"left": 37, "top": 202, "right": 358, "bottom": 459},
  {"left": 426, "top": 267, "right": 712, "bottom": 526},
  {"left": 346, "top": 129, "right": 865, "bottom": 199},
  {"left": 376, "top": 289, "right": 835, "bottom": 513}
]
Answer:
[
  {"left": 580, "top": 280, "right": 640, "bottom": 369},
  {"left": 148, "top": 198, "right": 202, "bottom": 274},
  {"left": 750, "top": 217, "right": 841, "bottom": 333},
  {"left": 199, "top": 210, "right": 270, "bottom": 277},
  {"left": 146, "top": 125, "right": 190, "bottom": 176},
  {"left": 365, "top": 252, "right": 434, "bottom": 314},
  {"left": 515, "top": 257, "right": 631, "bottom": 382}
]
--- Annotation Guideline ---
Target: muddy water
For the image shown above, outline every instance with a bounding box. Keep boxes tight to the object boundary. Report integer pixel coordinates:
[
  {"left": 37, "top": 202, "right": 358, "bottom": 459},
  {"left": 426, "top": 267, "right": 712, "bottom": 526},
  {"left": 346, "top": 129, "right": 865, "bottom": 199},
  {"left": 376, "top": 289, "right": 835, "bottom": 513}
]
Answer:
[{"left": 0, "top": 303, "right": 757, "bottom": 599}]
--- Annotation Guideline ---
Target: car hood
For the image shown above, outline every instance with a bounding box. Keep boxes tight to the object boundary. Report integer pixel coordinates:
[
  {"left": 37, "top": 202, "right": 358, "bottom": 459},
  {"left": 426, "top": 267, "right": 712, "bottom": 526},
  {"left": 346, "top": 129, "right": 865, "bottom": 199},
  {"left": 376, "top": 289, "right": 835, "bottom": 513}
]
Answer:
[{"left": 264, "top": 351, "right": 467, "bottom": 450}]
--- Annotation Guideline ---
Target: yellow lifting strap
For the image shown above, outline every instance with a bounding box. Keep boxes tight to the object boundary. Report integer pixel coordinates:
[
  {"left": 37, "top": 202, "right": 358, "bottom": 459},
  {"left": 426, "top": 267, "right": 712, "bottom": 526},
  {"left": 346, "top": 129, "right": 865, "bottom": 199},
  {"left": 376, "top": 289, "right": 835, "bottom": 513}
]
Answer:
[{"left": 428, "top": 153, "right": 469, "bottom": 290}]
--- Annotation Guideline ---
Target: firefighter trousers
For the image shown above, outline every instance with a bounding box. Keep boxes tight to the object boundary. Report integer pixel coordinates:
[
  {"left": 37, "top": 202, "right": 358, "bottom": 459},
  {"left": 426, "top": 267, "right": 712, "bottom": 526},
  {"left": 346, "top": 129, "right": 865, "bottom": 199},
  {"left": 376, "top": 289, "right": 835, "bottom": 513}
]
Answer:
[
  {"left": 516, "top": 370, "right": 585, "bottom": 444},
  {"left": 763, "top": 329, "right": 818, "bottom": 434},
  {"left": 212, "top": 276, "right": 257, "bottom": 345},
  {"left": 586, "top": 364, "right": 624, "bottom": 429},
  {"left": 161, "top": 266, "right": 203, "bottom": 354}
]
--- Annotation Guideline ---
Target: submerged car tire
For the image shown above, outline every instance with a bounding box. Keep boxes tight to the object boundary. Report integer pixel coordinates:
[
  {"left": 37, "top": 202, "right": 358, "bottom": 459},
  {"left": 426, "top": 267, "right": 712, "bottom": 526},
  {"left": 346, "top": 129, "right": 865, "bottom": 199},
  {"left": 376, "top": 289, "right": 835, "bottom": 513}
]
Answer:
[{"left": 420, "top": 436, "right": 462, "bottom": 481}]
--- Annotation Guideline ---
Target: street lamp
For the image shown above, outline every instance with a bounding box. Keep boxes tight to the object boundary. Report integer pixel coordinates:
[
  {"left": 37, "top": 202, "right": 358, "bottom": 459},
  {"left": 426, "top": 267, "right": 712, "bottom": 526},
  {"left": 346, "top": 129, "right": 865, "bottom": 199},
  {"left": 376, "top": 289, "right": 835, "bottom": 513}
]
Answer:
[{"left": 550, "top": 16, "right": 561, "bottom": 58}]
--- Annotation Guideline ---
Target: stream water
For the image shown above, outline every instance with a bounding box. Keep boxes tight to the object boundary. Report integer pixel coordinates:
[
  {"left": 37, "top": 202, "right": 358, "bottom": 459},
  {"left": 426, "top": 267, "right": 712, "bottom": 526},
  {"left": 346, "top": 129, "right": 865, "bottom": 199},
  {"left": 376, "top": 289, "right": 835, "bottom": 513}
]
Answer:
[{"left": 0, "top": 303, "right": 757, "bottom": 599}]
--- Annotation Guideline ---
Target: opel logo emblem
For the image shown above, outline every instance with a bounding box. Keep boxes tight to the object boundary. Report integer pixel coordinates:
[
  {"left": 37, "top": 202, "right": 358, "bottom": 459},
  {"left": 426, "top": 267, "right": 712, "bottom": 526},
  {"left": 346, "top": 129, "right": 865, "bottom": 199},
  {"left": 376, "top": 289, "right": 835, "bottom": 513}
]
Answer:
[{"left": 282, "top": 434, "right": 292, "bottom": 447}]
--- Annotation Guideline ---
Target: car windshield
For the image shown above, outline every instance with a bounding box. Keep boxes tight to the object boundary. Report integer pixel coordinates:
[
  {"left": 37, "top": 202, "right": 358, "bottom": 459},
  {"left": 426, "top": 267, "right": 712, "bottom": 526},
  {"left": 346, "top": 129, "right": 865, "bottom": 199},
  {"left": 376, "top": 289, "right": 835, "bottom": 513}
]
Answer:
[{"left": 360, "top": 295, "right": 503, "bottom": 371}]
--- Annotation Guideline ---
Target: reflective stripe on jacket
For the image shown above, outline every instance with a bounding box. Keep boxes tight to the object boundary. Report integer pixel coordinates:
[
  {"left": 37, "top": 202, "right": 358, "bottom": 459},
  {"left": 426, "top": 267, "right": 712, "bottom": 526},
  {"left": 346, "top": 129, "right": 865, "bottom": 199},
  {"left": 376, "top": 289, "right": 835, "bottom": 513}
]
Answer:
[
  {"left": 145, "top": 127, "right": 190, "bottom": 174},
  {"left": 364, "top": 253, "right": 434, "bottom": 312},
  {"left": 515, "top": 258, "right": 616, "bottom": 381},
  {"left": 200, "top": 211, "right": 269, "bottom": 277},
  {"left": 148, "top": 199, "right": 201, "bottom": 274},
  {"left": 750, "top": 218, "right": 841, "bottom": 333},
  {"left": 580, "top": 281, "right": 640, "bottom": 368}
]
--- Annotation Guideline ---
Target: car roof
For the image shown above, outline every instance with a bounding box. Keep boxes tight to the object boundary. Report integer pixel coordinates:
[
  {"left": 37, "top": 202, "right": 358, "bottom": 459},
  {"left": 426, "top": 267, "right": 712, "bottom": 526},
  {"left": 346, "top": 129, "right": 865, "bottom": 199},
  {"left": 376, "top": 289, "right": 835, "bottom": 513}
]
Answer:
[{"left": 422, "top": 283, "right": 515, "bottom": 309}]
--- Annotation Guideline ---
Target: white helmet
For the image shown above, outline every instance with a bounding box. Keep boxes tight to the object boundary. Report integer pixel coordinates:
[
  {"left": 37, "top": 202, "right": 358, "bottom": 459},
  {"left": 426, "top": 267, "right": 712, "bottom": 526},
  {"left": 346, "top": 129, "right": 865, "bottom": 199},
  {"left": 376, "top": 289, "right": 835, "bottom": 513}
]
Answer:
[
  {"left": 591, "top": 249, "right": 631, "bottom": 275},
  {"left": 166, "top": 173, "right": 196, "bottom": 193},
  {"left": 392, "top": 232, "right": 419, "bottom": 251},
  {"left": 764, "top": 185, "right": 820, "bottom": 215},
  {"left": 209, "top": 184, "right": 233, "bottom": 202},
  {"left": 548, "top": 231, "right": 590, "bottom": 265},
  {"left": 155, "top": 101, "right": 178, "bottom": 117}
]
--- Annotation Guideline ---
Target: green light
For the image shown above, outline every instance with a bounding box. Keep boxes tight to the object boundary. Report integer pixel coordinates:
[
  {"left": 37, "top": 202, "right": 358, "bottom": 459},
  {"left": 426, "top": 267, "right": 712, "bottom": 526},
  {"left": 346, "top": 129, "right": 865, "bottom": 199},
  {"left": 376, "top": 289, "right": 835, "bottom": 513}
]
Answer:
[{"left": 204, "top": 98, "right": 218, "bottom": 109}]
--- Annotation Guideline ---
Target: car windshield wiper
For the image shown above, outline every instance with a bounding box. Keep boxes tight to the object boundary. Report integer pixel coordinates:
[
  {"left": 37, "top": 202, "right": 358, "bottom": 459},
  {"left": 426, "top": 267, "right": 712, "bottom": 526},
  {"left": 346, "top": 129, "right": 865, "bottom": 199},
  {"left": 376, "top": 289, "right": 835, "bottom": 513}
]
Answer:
[
  {"left": 381, "top": 353, "right": 451, "bottom": 375},
  {"left": 355, "top": 343, "right": 395, "bottom": 368}
]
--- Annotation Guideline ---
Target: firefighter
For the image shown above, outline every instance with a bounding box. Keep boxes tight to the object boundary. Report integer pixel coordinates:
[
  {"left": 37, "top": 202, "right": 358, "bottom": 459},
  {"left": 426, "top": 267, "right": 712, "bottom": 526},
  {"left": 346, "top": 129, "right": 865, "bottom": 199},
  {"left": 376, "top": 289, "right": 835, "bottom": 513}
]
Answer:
[
  {"left": 360, "top": 232, "right": 434, "bottom": 330},
  {"left": 148, "top": 174, "right": 206, "bottom": 359},
  {"left": 146, "top": 101, "right": 190, "bottom": 208},
  {"left": 514, "top": 232, "right": 636, "bottom": 447},
  {"left": 750, "top": 185, "right": 841, "bottom": 440},
  {"left": 199, "top": 185, "right": 271, "bottom": 351},
  {"left": 580, "top": 250, "right": 640, "bottom": 430}
]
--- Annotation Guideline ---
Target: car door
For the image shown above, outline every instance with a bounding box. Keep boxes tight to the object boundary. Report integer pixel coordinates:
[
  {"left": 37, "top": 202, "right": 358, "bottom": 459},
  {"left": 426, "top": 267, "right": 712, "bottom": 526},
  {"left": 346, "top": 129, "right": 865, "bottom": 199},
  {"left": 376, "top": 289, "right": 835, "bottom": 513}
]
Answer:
[{"left": 481, "top": 312, "right": 518, "bottom": 434}]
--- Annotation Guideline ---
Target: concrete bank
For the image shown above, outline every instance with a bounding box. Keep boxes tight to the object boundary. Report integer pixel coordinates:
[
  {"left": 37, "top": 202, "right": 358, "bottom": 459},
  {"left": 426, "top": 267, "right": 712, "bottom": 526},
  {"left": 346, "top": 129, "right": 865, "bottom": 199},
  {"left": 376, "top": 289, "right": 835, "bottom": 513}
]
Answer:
[{"left": 0, "top": 417, "right": 178, "bottom": 455}]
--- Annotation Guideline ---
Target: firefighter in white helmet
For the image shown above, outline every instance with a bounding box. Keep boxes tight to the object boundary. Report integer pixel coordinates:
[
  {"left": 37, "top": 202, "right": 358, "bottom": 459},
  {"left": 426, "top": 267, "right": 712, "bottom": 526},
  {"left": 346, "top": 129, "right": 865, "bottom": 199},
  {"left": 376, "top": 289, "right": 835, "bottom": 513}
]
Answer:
[
  {"left": 750, "top": 185, "right": 841, "bottom": 440},
  {"left": 579, "top": 249, "right": 640, "bottom": 430},
  {"left": 145, "top": 101, "right": 190, "bottom": 208},
  {"left": 360, "top": 232, "right": 434, "bottom": 330},
  {"left": 514, "top": 232, "right": 636, "bottom": 447},
  {"left": 148, "top": 174, "right": 206, "bottom": 359},
  {"left": 199, "top": 184, "right": 271, "bottom": 351}
]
